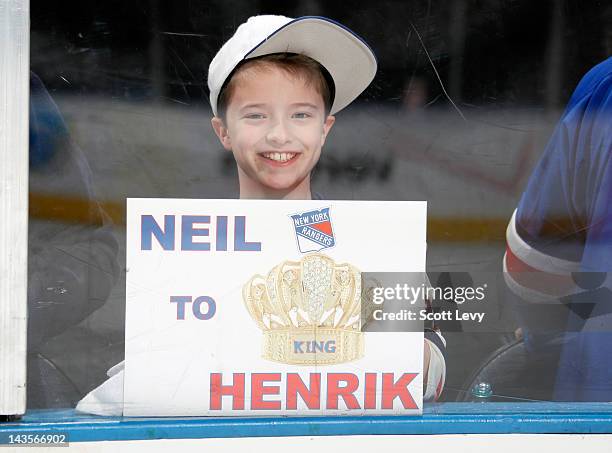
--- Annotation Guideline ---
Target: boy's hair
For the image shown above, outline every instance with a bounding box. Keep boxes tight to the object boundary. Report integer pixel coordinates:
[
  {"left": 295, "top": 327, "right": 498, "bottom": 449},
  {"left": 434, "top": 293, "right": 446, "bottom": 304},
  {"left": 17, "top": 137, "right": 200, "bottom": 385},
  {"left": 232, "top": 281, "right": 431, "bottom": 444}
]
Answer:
[{"left": 216, "top": 53, "right": 335, "bottom": 120}]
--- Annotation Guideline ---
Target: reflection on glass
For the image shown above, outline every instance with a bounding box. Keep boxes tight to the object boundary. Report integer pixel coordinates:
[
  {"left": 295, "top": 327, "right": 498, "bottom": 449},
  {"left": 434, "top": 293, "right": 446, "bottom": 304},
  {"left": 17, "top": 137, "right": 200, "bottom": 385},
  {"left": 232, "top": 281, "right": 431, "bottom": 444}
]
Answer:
[
  {"left": 28, "top": 0, "right": 612, "bottom": 409},
  {"left": 28, "top": 72, "right": 120, "bottom": 408}
]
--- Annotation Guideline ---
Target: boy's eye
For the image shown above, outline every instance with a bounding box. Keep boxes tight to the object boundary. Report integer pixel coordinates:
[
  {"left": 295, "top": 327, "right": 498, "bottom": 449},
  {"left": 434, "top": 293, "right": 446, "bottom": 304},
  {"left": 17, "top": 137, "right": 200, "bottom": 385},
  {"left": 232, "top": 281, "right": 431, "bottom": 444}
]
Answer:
[
  {"left": 244, "top": 113, "right": 265, "bottom": 119},
  {"left": 292, "top": 112, "right": 312, "bottom": 119}
]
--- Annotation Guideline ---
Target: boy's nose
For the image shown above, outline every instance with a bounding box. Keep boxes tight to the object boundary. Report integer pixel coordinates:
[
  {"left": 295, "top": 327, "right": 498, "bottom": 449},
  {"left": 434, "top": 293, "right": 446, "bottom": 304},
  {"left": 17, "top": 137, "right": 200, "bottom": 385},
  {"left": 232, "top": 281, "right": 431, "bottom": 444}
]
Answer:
[{"left": 266, "top": 119, "right": 291, "bottom": 145}]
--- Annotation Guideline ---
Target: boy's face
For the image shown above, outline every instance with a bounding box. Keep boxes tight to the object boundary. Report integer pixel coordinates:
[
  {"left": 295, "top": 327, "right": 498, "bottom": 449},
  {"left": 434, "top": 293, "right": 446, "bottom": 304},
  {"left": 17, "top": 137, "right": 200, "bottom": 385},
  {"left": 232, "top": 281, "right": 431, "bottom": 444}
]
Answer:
[{"left": 211, "top": 67, "right": 335, "bottom": 198}]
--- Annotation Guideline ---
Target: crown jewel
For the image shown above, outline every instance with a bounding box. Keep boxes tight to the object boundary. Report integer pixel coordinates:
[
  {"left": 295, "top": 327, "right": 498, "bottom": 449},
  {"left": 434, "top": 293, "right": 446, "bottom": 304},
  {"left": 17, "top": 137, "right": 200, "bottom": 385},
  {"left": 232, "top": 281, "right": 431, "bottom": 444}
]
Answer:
[{"left": 243, "top": 253, "right": 364, "bottom": 365}]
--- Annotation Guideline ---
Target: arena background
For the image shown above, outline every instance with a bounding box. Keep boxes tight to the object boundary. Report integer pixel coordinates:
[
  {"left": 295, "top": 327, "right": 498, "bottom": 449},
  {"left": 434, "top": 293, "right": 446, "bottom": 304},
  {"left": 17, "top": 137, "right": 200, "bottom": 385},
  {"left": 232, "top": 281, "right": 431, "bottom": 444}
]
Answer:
[{"left": 28, "top": 0, "right": 612, "bottom": 405}]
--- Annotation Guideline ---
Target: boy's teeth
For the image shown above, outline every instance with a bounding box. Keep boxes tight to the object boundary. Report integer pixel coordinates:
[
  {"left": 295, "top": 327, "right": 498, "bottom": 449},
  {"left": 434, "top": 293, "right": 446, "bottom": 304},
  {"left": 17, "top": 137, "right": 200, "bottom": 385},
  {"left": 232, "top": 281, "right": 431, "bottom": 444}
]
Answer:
[{"left": 263, "top": 152, "right": 295, "bottom": 162}]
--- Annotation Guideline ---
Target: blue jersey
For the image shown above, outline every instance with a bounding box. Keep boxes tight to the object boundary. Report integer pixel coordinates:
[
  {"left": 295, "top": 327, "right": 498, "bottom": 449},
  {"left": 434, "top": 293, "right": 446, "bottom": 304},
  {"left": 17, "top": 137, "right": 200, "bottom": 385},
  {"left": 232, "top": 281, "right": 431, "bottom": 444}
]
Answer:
[{"left": 505, "top": 57, "right": 612, "bottom": 401}]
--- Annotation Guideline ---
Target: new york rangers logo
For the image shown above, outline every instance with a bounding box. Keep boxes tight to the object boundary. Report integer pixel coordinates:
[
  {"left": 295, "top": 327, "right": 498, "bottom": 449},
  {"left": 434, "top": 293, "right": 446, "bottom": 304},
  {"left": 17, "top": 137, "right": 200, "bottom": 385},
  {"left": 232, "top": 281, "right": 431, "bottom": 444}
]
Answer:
[{"left": 290, "top": 207, "right": 335, "bottom": 253}]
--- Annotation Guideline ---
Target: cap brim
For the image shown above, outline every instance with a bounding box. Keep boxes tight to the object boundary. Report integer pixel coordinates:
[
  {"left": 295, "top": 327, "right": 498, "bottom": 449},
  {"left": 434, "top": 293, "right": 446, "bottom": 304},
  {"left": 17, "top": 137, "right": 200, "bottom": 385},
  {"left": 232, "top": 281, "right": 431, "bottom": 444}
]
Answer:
[{"left": 246, "top": 16, "right": 377, "bottom": 115}]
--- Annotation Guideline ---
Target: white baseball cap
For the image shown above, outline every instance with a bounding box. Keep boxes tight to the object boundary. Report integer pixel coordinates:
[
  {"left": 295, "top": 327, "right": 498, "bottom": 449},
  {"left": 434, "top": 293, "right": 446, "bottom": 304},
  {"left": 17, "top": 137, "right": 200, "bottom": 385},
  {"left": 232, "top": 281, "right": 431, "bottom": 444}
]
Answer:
[{"left": 207, "top": 15, "right": 377, "bottom": 116}]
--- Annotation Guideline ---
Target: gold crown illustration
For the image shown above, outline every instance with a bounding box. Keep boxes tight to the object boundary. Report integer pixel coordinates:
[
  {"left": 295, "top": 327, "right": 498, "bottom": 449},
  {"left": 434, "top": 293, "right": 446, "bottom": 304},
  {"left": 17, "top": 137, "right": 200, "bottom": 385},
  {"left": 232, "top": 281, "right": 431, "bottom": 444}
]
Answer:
[{"left": 242, "top": 253, "right": 364, "bottom": 365}]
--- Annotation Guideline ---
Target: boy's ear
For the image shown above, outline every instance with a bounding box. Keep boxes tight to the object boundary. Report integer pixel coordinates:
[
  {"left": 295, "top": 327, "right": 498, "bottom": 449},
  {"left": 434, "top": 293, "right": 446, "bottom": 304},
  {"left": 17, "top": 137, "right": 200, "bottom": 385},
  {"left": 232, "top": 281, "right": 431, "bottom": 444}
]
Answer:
[
  {"left": 320, "top": 115, "right": 336, "bottom": 147},
  {"left": 211, "top": 116, "right": 232, "bottom": 151}
]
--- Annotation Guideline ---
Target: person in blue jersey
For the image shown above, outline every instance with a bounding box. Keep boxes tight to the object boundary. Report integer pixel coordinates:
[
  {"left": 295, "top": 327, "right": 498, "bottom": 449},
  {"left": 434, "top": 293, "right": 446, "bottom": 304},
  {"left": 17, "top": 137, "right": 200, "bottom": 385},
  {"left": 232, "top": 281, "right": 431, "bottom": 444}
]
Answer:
[{"left": 504, "top": 56, "right": 612, "bottom": 401}]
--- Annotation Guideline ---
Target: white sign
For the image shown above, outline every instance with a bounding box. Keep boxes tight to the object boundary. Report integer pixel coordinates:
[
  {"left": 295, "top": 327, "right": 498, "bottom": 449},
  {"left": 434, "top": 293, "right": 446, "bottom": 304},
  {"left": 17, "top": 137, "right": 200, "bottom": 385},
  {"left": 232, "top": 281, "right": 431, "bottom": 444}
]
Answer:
[{"left": 124, "top": 199, "right": 427, "bottom": 416}]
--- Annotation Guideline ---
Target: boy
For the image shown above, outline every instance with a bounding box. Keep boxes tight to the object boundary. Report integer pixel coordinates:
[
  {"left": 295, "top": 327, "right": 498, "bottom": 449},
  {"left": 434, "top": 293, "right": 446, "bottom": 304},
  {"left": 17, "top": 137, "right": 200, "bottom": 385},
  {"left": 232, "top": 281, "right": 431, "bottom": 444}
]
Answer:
[
  {"left": 208, "top": 15, "right": 446, "bottom": 400},
  {"left": 77, "top": 15, "right": 446, "bottom": 414}
]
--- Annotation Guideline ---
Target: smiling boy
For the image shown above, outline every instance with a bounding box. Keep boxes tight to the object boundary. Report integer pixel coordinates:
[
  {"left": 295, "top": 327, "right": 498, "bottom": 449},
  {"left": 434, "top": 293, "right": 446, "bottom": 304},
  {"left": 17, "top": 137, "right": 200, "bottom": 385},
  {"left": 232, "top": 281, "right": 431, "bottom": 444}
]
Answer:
[
  {"left": 211, "top": 54, "right": 335, "bottom": 199},
  {"left": 75, "top": 15, "right": 446, "bottom": 415},
  {"left": 207, "top": 15, "right": 446, "bottom": 400}
]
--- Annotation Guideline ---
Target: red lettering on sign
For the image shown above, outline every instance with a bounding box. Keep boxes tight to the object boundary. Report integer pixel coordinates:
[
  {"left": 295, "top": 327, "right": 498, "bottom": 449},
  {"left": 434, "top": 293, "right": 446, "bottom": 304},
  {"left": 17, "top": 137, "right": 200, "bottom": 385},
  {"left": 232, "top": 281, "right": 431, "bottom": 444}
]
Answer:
[
  {"left": 327, "top": 373, "right": 360, "bottom": 409},
  {"left": 364, "top": 373, "right": 377, "bottom": 409},
  {"left": 286, "top": 373, "right": 321, "bottom": 410},
  {"left": 210, "top": 373, "right": 245, "bottom": 410},
  {"left": 381, "top": 373, "right": 418, "bottom": 409},
  {"left": 251, "top": 373, "right": 281, "bottom": 410}
]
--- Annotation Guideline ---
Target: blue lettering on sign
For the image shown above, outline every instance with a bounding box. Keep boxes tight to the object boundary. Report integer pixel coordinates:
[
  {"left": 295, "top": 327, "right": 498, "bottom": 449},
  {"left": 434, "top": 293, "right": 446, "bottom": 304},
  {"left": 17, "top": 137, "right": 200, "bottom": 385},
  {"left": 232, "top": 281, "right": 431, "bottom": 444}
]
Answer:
[
  {"left": 170, "top": 296, "right": 191, "bottom": 320},
  {"left": 216, "top": 216, "right": 228, "bottom": 251},
  {"left": 193, "top": 296, "right": 216, "bottom": 320},
  {"left": 171, "top": 295, "right": 217, "bottom": 320},
  {"left": 293, "top": 340, "right": 336, "bottom": 354},
  {"left": 181, "top": 215, "right": 211, "bottom": 251},
  {"left": 140, "top": 215, "right": 261, "bottom": 252},
  {"left": 141, "top": 215, "right": 175, "bottom": 250},
  {"left": 234, "top": 216, "right": 261, "bottom": 251}
]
